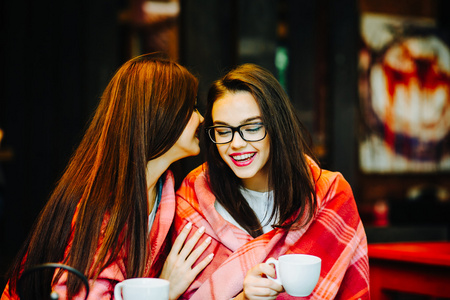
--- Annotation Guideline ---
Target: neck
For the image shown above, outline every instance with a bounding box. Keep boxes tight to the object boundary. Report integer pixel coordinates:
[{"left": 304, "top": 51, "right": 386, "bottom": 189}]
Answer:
[
  {"left": 146, "top": 156, "right": 171, "bottom": 215},
  {"left": 240, "top": 163, "right": 270, "bottom": 192},
  {"left": 241, "top": 175, "right": 269, "bottom": 192}
]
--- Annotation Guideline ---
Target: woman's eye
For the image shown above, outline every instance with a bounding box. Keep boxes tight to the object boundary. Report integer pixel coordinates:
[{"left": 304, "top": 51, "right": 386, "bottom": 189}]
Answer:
[
  {"left": 216, "top": 129, "right": 232, "bottom": 136},
  {"left": 243, "top": 125, "right": 262, "bottom": 133}
]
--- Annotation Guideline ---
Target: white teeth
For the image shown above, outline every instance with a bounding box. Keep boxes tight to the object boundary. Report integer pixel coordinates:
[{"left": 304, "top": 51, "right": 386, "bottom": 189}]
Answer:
[{"left": 232, "top": 153, "right": 255, "bottom": 161}]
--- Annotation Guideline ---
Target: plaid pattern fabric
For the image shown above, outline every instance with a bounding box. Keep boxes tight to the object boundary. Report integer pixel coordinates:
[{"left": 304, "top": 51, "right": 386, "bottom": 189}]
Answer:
[
  {"left": 1, "top": 172, "right": 176, "bottom": 300},
  {"left": 175, "top": 160, "right": 370, "bottom": 300}
]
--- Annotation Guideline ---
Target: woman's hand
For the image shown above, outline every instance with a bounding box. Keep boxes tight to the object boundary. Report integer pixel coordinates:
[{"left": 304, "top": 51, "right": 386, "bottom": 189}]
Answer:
[
  {"left": 236, "top": 262, "right": 283, "bottom": 300},
  {"left": 159, "top": 222, "right": 214, "bottom": 300}
]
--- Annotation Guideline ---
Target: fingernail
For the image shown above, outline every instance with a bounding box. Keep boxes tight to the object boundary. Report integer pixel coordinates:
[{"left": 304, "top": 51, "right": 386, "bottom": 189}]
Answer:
[
  {"left": 205, "top": 237, "right": 212, "bottom": 244},
  {"left": 198, "top": 226, "right": 205, "bottom": 233},
  {"left": 185, "top": 222, "right": 192, "bottom": 229}
]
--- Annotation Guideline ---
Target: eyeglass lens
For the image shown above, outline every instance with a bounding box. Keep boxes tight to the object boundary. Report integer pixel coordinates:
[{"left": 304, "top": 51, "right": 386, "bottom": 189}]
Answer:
[{"left": 209, "top": 123, "right": 266, "bottom": 144}]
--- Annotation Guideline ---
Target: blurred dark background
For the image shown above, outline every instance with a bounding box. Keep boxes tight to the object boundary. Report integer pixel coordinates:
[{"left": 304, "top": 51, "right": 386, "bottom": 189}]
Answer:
[{"left": 1, "top": 0, "right": 450, "bottom": 292}]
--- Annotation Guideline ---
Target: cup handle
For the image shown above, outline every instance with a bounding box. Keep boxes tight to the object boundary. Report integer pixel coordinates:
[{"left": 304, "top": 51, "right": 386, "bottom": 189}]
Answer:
[
  {"left": 114, "top": 282, "right": 124, "bottom": 300},
  {"left": 265, "top": 258, "right": 282, "bottom": 285}
]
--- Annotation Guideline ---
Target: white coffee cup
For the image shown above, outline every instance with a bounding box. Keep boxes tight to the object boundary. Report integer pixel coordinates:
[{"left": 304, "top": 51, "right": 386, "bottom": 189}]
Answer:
[
  {"left": 266, "top": 254, "right": 321, "bottom": 297},
  {"left": 114, "top": 278, "right": 170, "bottom": 300}
]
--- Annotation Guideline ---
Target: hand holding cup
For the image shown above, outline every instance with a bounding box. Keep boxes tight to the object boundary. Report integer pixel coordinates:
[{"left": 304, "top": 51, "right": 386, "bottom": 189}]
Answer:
[{"left": 266, "top": 254, "right": 321, "bottom": 297}]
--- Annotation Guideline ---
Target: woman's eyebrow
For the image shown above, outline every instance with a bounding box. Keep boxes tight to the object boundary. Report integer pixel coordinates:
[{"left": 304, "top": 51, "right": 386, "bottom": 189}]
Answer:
[{"left": 213, "top": 116, "right": 262, "bottom": 126}]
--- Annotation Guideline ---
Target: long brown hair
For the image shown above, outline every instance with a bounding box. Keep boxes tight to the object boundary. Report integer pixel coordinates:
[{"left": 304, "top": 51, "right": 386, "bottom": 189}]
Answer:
[
  {"left": 8, "top": 54, "right": 198, "bottom": 298},
  {"left": 203, "top": 63, "right": 317, "bottom": 238}
]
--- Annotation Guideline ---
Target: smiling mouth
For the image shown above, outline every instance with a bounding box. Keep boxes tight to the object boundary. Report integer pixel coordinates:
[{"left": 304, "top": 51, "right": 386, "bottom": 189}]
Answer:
[{"left": 230, "top": 153, "right": 255, "bottom": 162}]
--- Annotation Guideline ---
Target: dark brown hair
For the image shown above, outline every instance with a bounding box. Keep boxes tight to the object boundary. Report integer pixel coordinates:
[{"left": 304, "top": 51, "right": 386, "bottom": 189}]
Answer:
[
  {"left": 202, "top": 63, "right": 318, "bottom": 238},
  {"left": 8, "top": 54, "right": 198, "bottom": 298}
]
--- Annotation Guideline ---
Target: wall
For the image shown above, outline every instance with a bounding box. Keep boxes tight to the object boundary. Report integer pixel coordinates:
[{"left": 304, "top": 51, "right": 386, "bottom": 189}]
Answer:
[{"left": 0, "top": 0, "right": 123, "bottom": 286}]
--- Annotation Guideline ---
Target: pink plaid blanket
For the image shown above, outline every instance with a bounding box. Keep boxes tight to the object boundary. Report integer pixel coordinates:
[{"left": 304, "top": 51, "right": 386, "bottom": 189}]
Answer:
[
  {"left": 175, "top": 160, "right": 370, "bottom": 299},
  {"left": 2, "top": 172, "right": 176, "bottom": 300}
]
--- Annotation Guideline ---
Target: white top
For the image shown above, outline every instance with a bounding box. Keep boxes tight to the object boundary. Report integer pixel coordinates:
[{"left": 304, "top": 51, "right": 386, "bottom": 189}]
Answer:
[{"left": 215, "top": 187, "right": 275, "bottom": 234}]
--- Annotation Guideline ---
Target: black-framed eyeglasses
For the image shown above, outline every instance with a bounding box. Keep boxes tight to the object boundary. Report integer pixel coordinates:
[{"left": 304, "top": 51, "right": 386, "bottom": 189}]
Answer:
[{"left": 206, "top": 122, "right": 267, "bottom": 144}]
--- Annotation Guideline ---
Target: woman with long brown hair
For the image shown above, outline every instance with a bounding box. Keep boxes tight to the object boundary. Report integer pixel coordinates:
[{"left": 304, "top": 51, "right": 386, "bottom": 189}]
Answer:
[
  {"left": 2, "top": 54, "right": 212, "bottom": 300},
  {"left": 175, "top": 64, "right": 369, "bottom": 299}
]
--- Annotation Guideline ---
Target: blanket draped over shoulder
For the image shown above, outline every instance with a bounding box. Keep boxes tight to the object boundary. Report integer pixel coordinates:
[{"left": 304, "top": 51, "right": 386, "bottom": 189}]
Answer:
[
  {"left": 175, "top": 161, "right": 370, "bottom": 300},
  {"left": 1, "top": 172, "right": 176, "bottom": 300}
]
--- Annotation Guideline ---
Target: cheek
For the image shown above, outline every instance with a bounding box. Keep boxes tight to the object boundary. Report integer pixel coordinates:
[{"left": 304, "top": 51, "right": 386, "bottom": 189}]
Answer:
[
  {"left": 259, "top": 140, "right": 271, "bottom": 164},
  {"left": 216, "top": 145, "right": 229, "bottom": 161},
  {"left": 187, "top": 115, "right": 197, "bottom": 131}
]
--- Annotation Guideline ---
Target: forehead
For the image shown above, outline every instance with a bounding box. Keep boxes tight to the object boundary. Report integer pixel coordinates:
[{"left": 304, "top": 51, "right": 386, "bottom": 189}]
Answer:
[{"left": 212, "top": 91, "right": 261, "bottom": 124}]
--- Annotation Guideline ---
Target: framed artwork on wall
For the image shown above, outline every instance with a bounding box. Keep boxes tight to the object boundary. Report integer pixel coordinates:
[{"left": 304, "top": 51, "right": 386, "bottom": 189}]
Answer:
[{"left": 358, "top": 12, "right": 450, "bottom": 173}]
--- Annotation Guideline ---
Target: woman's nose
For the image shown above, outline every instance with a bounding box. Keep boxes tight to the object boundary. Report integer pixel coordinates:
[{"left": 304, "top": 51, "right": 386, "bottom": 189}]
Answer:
[{"left": 230, "top": 131, "right": 247, "bottom": 148}]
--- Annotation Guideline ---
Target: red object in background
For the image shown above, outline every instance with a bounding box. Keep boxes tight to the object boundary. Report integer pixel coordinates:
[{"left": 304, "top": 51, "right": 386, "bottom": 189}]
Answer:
[
  {"left": 368, "top": 241, "right": 450, "bottom": 299},
  {"left": 373, "top": 199, "right": 389, "bottom": 227}
]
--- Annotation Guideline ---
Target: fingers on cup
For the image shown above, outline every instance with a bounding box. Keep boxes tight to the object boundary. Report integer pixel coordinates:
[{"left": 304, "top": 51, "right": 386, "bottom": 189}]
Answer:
[{"left": 262, "top": 262, "right": 277, "bottom": 278}]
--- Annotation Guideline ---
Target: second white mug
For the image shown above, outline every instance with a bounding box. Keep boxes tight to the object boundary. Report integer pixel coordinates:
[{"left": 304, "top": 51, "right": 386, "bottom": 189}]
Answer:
[
  {"left": 266, "top": 254, "right": 321, "bottom": 297},
  {"left": 114, "top": 278, "right": 170, "bottom": 300}
]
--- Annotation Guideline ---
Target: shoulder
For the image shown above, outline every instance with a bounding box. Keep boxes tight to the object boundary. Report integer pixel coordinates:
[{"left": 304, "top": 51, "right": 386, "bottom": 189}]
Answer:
[
  {"left": 163, "top": 170, "right": 175, "bottom": 187},
  {"left": 179, "top": 163, "right": 209, "bottom": 191},
  {"left": 176, "top": 163, "right": 215, "bottom": 205},
  {"left": 317, "top": 168, "right": 351, "bottom": 192},
  {"left": 306, "top": 156, "right": 353, "bottom": 204},
  {"left": 160, "top": 170, "right": 176, "bottom": 200},
  {"left": 184, "top": 163, "right": 207, "bottom": 182}
]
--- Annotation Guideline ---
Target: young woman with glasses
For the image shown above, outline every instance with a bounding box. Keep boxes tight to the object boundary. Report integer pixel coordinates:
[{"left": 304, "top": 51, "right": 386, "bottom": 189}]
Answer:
[
  {"left": 2, "top": 55, "right": 213, "bottom": 300},
  {"left": 174, "top": 64, "right": 369, "bottom": 299}
]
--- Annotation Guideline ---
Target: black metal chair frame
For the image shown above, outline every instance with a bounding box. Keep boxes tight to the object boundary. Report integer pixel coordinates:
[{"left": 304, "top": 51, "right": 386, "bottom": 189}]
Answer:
[{"left": 17, "top": 263, "right": 90, "bottom": 300}]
